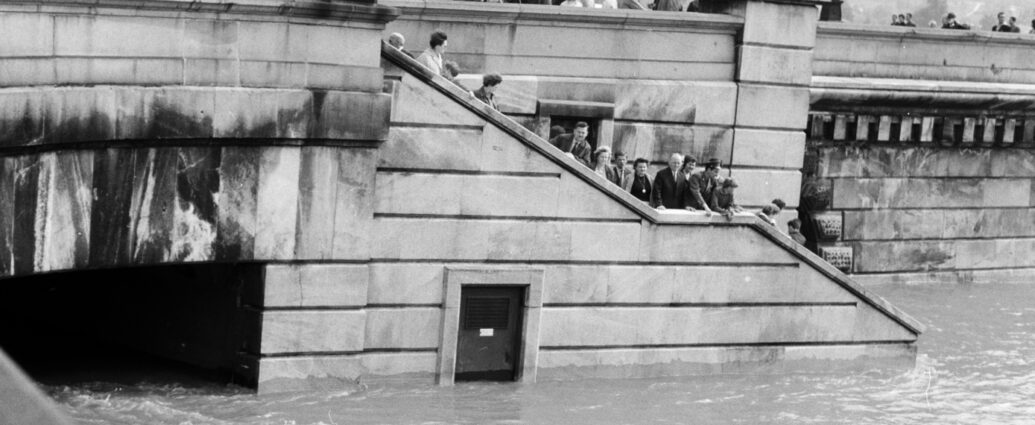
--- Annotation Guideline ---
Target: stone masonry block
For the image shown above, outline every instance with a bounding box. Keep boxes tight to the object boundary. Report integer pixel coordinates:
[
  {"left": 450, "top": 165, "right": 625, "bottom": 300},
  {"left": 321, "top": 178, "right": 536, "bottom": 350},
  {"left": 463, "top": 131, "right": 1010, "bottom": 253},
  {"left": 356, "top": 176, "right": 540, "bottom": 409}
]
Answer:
[
  {"left": 0, "top": 59, "right": 57, "bottom": 87},
  {"left": 305, "top": 24, "right": 381, "bottom": 67},
  {"left": 832, "top": 178, "right": 1031, "bottom": 209},
  {"left": 819, "top": 246, "right": 852, "bottom": 272},
  {"left": 54, "top": 15, "right": 184, "bottom": 58},
  {"left": 735, "top": 85, "right": 810, "bottom": 130},
  {"left": 540, "top": 306, "right": 854, "bottom": 347},
  {"left": 730, "top": 129, "right": 805, "bottom": 169},
  {"left": 737, "top": 45, "right": 813, "bottom": 86},
  {"left": 182, "top": 19, "right": 238, "bottom": 59},
  {"left": 264, "top": 264, "right": 369, "bottom": 308},
  {"left": 367, "top": 264, "right": 445, "bottom": 305},
  {"left": 729, "top": 169, "right": 801, "bottom": 208},
  {"left": 612, "top": 123, "right": 733, "bottom": 166},
  {"left": 0, "top": 13, "right": 54, "bottom": 57},
  {"left": 239, "top": 61, "right": 307, "bottom": 89},
  {"left": 740, "top": 1, "right": 819, "bottom": 49},
  {"left": 379, "top": 126, "right": 483, "bottom": 171},
  {"left": 391, "top": 74, "right": 482, "bottom": 126},
  {"left": 313, "top": 91, "right": 391, "bottom": 141},
  {"left": 852, "top": 240, "right": 956, "bottom": 273},
  {"left": 237, "top": 21, "right": 307, "bottom": 62},
  {"left": 364, "top": 308, "right": 441, "bottom": 349},
  {"left": 614, "top": 81, "right": 737, "bottom": 125},
  {"left": 254, "top": 147, "right": 300, "bottom": 260},
  {"left": 812, "top": 212, "right": 843, "bottom": 240},
  {"left": 261, "top": 311, "right": 366, "bottom": 354}
]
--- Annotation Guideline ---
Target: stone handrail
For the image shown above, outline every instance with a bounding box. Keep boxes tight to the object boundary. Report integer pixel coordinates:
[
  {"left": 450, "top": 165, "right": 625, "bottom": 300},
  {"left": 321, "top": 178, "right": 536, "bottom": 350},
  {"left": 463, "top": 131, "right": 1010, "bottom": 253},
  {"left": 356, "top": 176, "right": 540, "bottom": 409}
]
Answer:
[
  {"left": 381, "top": 41, "right": 925, "bottom": 334},
  {"left": 815, "top": 21, "right": 1035, "bottom": 85}
]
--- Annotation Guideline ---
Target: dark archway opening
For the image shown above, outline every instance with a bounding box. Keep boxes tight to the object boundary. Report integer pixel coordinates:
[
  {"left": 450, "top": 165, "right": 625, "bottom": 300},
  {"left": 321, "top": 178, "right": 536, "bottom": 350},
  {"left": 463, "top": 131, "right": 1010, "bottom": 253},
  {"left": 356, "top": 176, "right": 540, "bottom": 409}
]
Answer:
[{"left": 0, "top": 263, "right": 263, "bottom": 389}]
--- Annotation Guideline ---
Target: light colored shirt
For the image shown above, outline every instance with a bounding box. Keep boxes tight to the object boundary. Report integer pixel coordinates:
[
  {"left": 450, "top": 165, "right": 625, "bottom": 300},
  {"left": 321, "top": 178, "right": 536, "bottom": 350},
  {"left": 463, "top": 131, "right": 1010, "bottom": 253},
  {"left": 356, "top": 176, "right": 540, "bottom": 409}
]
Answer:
[{"left": 416, "top": 48, "right": 443, "bottom": 77}]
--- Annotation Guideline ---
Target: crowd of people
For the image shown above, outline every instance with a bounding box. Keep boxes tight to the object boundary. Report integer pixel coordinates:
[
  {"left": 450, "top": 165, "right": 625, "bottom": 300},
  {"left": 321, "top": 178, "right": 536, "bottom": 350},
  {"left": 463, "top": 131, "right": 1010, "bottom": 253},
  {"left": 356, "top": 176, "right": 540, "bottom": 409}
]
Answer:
[
  {"left": 892, "top": 11, "right": 1035, "bottom": 33},
  {"left": 388, "top": 31, "right": 505, "bottom": 110},
  {"left": 390, "top": 30, "right": 806, "bottom": 243},
  {"left": 547, "top": 121, "right": 801, "bottom": 240}
]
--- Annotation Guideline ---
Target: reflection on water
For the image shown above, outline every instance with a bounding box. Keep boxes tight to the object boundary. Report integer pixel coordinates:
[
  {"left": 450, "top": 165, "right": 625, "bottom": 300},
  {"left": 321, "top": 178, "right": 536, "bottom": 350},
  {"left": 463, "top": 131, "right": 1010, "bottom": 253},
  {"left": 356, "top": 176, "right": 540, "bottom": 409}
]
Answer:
[{"left": 46, "top": 283, "right": 1035, "bottom": 424}]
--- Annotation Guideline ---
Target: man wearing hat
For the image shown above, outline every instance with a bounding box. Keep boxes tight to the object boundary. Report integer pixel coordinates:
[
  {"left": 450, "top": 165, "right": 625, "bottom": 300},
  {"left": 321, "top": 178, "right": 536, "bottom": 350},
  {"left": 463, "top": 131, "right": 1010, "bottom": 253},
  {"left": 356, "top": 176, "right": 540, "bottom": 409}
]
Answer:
[
  {"left": 686, "top": 158, "right": 722, "bottom": 214},
  {"left": 710, "top": 178, "right": 743, "bottom": 218}
]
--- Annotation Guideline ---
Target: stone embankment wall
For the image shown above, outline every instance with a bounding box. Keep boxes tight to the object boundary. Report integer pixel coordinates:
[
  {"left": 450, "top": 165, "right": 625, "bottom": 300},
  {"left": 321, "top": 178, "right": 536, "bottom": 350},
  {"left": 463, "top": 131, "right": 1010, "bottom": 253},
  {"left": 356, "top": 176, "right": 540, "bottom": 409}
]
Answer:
[
  {"left": 805, "top": 23, "right": 1035, "bottom": 283},
  {"left": 0, "top": 0, "right": 921, "bottom": 393},
  {"left": 381, "top": 0, "right": 810, "bottom": 225},
  {"left": 308, "top": 44, "right": 918, "bottom": 394},
  {"left": 0, "top": 0, "right": 397, "bottom": 388}
]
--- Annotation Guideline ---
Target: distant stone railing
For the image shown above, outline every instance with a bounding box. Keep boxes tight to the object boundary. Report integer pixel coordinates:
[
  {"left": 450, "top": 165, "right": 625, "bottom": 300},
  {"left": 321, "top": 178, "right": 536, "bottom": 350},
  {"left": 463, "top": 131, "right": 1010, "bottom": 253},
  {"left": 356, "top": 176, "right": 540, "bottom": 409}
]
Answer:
[
  {"left": 806, "top": 112, "right": 1035, "bottom": 147},
  {"left": 815, "top": 22, "right": 1035, "bottom": 85}
]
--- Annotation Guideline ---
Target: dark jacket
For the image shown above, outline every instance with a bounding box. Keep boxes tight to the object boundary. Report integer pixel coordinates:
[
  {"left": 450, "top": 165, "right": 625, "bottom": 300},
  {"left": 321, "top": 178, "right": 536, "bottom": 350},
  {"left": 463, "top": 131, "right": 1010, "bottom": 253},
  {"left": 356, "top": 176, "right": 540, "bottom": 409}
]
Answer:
[
  {"left": 550, "top": 134, "right": 592, "bottom": 167},
  {"left": 613, "top": 165, "right": 632, "bottom": 188},
  {"left": 686, "top": 172, "right": 718, "bottom": 210},
  {"left": 473, "top": 87, "right": 498, "bottom": 111},
  {"left": 623, "top": 172, "right": 653, "bottom": 202},
  {"left": 710, "top": 190, "right": 738, "bottom": 213},
  {"left": 651, "top": 168, "right": 686, "bottom": 209},
  {"left": 789, "top": 230, "right": 807, "bottom": 245}
]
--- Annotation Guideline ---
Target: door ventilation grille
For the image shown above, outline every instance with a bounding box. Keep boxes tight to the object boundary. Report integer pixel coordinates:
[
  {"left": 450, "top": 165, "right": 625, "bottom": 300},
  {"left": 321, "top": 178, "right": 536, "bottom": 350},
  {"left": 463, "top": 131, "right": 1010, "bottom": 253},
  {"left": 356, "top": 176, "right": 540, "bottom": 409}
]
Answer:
[{"left": 463, "top": 297, "right": 510, "bottom": 329}]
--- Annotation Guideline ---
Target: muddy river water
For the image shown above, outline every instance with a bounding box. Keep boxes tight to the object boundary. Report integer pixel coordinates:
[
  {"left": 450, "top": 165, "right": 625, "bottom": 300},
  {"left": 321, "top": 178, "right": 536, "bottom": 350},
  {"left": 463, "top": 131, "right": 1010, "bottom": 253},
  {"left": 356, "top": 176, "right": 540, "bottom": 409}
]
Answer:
[{"left": 45, "top": 283, "right": 1035, "bottom": 424}]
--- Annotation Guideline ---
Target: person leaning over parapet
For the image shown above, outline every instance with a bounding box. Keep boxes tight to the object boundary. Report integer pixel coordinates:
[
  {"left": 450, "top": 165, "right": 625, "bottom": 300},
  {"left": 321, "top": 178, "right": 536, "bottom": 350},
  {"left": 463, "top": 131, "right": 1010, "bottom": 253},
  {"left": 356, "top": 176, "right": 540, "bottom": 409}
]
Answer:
[
  {"left": 613, "top": 151, "right": 631, "bottom": 188},
  {"left": 942, "top": 13, "right": 970, "bottom": 30},
  {"left": 416, "top": 31, "right": 448, "bottom": 78},
  {"left": 387, "top": 33, "right": 416, "bottom": 58},
  {"left": 787, "top": 219, "right": 807, "bottom": 245},
  {"left": 756, "top": 204, "right": 779, "bottom": 227},
  {"left": 591, "top": 146, "right": 621, "bottom": 185},
  {"left": 770, "top": 198, "right": 786, "bottom": 219},
  {"left": 550, "top": 122, "right": 593, "bottom": 167},
  {"left": 653, "top": 0, "right": 680, "bottom": 12},
  {"left": 686, "top": 158, "right": 721, "bottom": 215},
  {"left": 679, "top": 154, "right": 696, "bottom": 184},
  {"left": 618, "top": 0, "right": 648, "bottom": 10},
  {"left": 710, "top": 178, "right": 743, "bottom": 219},
  {"left": 624, "top": 158, "right": 652, "bottom": 203},
  {"left": 903, "top": 13, "right": 916, "bottom": 27},
  {"left": 651, "top": 153, "right": 687, "bottom": 210},
  {"left": 1008, "top": 17, "right": 1021, "bottom": 32},
  {"left": 992, "top": 12, "right": 1012, "bottom": 32},
  {"left": 474, "top": 73, "right": 502, "bottom": 111}
]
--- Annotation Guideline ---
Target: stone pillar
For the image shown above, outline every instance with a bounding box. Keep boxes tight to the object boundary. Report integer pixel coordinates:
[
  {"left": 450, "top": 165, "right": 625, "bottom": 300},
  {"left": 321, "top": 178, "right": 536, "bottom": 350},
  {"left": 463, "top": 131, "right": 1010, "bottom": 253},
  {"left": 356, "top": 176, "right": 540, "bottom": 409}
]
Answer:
[{"left": 723, "top": 0, "right": 828, "bottom": 229}]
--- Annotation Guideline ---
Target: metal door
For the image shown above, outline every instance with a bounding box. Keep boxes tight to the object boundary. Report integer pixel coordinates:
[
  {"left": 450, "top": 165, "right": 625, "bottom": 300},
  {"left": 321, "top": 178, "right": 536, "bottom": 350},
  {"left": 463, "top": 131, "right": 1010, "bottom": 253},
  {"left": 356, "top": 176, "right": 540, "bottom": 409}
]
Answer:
[{"left": 455, "top": 286, "right": 524, "bottom": 381}]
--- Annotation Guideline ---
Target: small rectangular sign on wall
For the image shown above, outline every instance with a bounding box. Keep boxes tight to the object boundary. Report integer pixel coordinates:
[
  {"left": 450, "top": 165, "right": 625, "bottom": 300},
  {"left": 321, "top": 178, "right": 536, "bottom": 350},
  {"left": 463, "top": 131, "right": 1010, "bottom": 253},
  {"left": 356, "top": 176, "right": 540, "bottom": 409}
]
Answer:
[{"left": 479, "top": 328, "right": 494, "bottom": 337}]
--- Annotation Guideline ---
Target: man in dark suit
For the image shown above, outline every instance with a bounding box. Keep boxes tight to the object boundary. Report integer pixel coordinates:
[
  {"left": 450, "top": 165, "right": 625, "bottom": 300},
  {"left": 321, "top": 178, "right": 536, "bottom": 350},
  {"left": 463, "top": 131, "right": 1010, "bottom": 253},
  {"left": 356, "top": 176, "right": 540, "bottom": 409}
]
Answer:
[
  {"left": 687, "top": 158, "right": 722, "bottom": 214},
  {"left": 613, "top": 151, "right": 632, "bottom": 188},
  {"left": 651, "top": 153, "right": 686, "bottom": 209},
  {"left": 550, "top": 122, "right": 593, "bottom": 167}
]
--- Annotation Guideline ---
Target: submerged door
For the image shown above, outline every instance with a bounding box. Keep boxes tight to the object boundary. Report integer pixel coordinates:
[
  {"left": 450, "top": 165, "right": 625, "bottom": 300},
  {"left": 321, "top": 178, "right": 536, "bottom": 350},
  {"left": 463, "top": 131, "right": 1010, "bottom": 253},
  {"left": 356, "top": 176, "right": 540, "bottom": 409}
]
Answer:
[{"left": 455, "top": 286, "right": 524, "bottom": 381}]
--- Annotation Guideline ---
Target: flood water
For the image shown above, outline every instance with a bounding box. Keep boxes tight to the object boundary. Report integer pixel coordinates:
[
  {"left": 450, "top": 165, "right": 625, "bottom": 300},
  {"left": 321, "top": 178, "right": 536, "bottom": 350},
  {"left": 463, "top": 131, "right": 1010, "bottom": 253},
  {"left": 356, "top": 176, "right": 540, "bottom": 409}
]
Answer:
[{"left": 44, "top": 283, "right": 1035, "bottom": 424}]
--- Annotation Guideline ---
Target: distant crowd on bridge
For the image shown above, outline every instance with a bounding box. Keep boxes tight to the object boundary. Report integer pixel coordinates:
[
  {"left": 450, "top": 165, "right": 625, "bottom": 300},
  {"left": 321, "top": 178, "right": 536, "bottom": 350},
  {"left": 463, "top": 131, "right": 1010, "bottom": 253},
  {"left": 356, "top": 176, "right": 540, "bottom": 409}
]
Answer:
[
  {"left": 892, "top": 10, "right": 1035, "bottom": 33},
  {"left": 387, "top": 30, "right": 808, "bottom": 246}
]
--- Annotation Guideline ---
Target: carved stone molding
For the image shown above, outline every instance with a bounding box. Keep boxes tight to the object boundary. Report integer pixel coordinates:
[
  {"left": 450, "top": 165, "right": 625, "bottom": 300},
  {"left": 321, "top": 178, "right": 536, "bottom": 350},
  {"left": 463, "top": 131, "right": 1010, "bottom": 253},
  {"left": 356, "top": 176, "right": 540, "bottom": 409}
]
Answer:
[
  {"left": 819, "top": 246, "right": 852, "bottom": 272},
  {"left": 812, "top": 212, "right": 842, "bottom": 240}
]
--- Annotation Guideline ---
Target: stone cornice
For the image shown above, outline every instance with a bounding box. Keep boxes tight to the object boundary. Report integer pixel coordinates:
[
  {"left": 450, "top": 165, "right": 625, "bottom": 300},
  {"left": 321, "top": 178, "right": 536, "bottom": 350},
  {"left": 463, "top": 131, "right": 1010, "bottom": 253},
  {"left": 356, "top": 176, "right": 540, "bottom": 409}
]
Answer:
[
  {"left": 811, "top": 76, "right": 1035, "bottom": 113},
  {"left": 382, "top": 0, "right": 742, "bottom": 33},
  {"left": 2, "top": 0, "right": 400, "bottom": 24}
]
